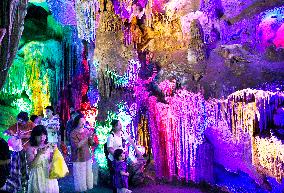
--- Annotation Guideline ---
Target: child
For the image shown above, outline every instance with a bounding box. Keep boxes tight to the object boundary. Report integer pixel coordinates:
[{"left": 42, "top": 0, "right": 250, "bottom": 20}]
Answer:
[{"left": 113, "top": 149, "right": 132, "bottom": 193}]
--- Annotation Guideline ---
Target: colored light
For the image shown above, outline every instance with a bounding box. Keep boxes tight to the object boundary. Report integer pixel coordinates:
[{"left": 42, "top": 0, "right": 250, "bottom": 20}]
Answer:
[
  {"left": 11, "top": 98, "right": 32, "bottom": 114},
  {"left": 106, "top": 59, "right": 141, "bottom": 88}
]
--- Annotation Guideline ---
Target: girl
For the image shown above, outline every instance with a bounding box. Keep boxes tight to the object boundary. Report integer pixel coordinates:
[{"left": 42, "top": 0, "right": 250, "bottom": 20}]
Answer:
[
  {"left": 113, "top": 149, "right": 132, "bottom": 193},
  {"left": 26, "top": 125, "right": 59, "bottom": 193},
  {"left": 70, "top": 114, "right": 97, "bottom": 192}
]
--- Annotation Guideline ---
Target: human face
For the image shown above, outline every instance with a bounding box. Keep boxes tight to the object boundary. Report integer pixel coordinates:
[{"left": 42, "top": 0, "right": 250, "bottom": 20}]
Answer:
[
  {"left": 34, "top": 116, "right": 42, "bottom": 125},
  {"left": 114, "top": 121, "right": 122, "bottom": 132},
  {"left": 17, "top": 118, "right": 27, "bottom": 125},
  {"left": 119, "top": 152, "right": 126, "bottom": 161},
  {"left": 77, "top": 118, "right": 86, "bottom": 129},
  {"left": 45, "top": 109, "right": 53, "bottom": 118},
  {"left": 35, "top": 134, "right": 46, "bottom": 146}
]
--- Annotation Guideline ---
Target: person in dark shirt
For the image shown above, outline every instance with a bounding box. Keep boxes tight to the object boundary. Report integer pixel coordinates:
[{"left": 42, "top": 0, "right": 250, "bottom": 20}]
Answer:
[
  {"left": 4, "top": 111, "right": 33, "bottom": 193},
  {"left": 0, "top": 137, "right": 10, "bottom": 190},
  {"left": 66, "top": 111, "right": 79, "bottom": 144},
  {"left": 139, "top": 50, "right": 167, "bottom": 103}
]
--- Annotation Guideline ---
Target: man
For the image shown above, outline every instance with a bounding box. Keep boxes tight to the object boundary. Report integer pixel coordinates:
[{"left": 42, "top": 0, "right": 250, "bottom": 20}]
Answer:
[
  {"left": 41, "top": 106, "right": 60, "bottom": 145},
  {"left": 139, "top": 50, "right": 167, "bottom": 103},
  {"left": 4, "top": 111, "right": 35, "bottom": 193}
]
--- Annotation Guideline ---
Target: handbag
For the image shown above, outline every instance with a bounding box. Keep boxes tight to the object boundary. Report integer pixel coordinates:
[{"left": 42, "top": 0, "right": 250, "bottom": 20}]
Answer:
[{"left": 49, "top": 147, "right": 69, "bottom": 179}]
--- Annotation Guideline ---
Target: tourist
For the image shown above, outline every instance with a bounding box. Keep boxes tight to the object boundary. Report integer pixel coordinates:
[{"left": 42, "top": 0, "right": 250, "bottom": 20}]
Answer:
[
  {"left": 70, "top": 114, "right": 98, "bottom": 192},
  {"left": 41, "top": 106, "right": 60, "bottom": 145},
  {"left": 4, "top": 111, "right": 34, "bottom": 192},
  {"left": 113, "top": 149, "right": 132, "bottom": 193},
  {"left": 106, "top": 119, "right": 141, "bottom": 193},
  {"left": 65, "top": 110, "right": 79, "bottom": 144},
  {"left": 26, "top": 125, "right": 59, "bottom": 193}
]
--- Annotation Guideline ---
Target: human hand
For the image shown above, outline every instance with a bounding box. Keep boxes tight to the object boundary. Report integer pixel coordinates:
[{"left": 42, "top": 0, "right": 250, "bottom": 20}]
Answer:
[
  {"left": 18, "top": 131, "right": 30, "bottom": 139},
  {"left": 38, "top": 145, "right": 49, "bottom": 155}
]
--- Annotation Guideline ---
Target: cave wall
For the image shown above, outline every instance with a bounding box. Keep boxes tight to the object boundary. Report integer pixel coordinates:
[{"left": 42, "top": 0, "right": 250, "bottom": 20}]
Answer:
[{"left": 0, "top": 0, "right": 284, "bottom": 190}]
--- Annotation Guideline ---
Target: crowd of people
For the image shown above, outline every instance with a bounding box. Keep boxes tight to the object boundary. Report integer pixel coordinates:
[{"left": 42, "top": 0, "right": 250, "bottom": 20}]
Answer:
[{"left": 0, "top": 106, "right": 143, "bottom": 193}]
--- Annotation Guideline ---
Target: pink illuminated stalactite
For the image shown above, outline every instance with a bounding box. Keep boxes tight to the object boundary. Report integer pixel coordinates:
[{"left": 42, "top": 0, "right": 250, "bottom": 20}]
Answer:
[
  {"left": 148, "top": 88, "right": 208, "bottom": 182},
  {"left": 148, "top": 96, "right": 161, "bottom": 177},
  {"left": 149, "top": 80, "right": 284, "bottom": 182},
  {"left": 155, "top": 103, "right": 169, "bottom": 177},
  {"left": 273, "top": 23, "right": 284, "bottom": 47},
  {"left": 170, "top": 100, "right": 183, "bottom": 177},
  {"left": 151, "top": 0, "right": 167, "bottom": 13}
]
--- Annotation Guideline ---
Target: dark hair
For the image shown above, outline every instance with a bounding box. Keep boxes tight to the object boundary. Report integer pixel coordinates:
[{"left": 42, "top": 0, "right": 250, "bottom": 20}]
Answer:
[
  {"left": 69, "top": 106, "right": 75, "bottom": 114},
  {"left": 111, "top": 119, "right": 119, "bottom": 128},
  {"left": 17, "top": 112, "right": 29, "bottom": 122},
  {"left": 29, "top": 125, "right": 48, "bottom": 147},
  {"left": 30, "top": 115, "right": 38, "bottom": 122},
  {"left": 114, "top": 149, "right": 124, "bottom": 161},
  {"left": 72, "top": 114, "right": 84, "bottom": 129},
  {"left": 45, "top": 106, "right": 54, "bottom": 113}
]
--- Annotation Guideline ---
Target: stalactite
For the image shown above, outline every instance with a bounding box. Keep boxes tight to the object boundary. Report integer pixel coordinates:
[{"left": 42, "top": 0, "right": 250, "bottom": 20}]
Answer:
[
  {"left": 1, "top": 40, "right": 63, "bottom": 114},
  {"left": 99, "top": 0, "right": 122, "bottom": 32},
  {"left": 187, "top": 19, "right": 206, "bottom": 64},
  {"left": 75, "top": 0, "right": 99, "bottom": 42},
  {"left": 206, "top": 89, "right": 284, "bottom": 182},
  {"left": 147, "top": 89, "right": 209, "bottom": 182},
  {"left": 0, "top": 0, "right": 28, "bottom": 89},
  {"left": 98, "top": 59, "right": 141, "bottom": 98},
  {"left": 58, "top": 26, "right": 83, "bottom": 123},
  {"left": 145, "top": 84, "right": 284, "bottom": 183},
  {"left": 138, "top": 115, "right": 151, "bottom": 155}
]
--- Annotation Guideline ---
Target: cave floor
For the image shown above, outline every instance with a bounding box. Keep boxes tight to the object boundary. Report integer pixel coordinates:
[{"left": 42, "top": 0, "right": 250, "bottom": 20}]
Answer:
[{"left": 58, "top": 175, "right": 203, "bottom": 193}]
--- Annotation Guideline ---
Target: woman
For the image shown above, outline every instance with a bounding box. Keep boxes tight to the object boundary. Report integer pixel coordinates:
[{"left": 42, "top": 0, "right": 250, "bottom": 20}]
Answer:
[
  {"left": 70, "top": 114, "right": 97, "bottom": 192},
  {"left": 106, "top": 119, "right": 142, "bottom": 193},
  {"left": 26, "top": 125, "right": 59, "bottom": 193},
  {"left": 107, "top": 120, "right": 142, "bottom": 163}
]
